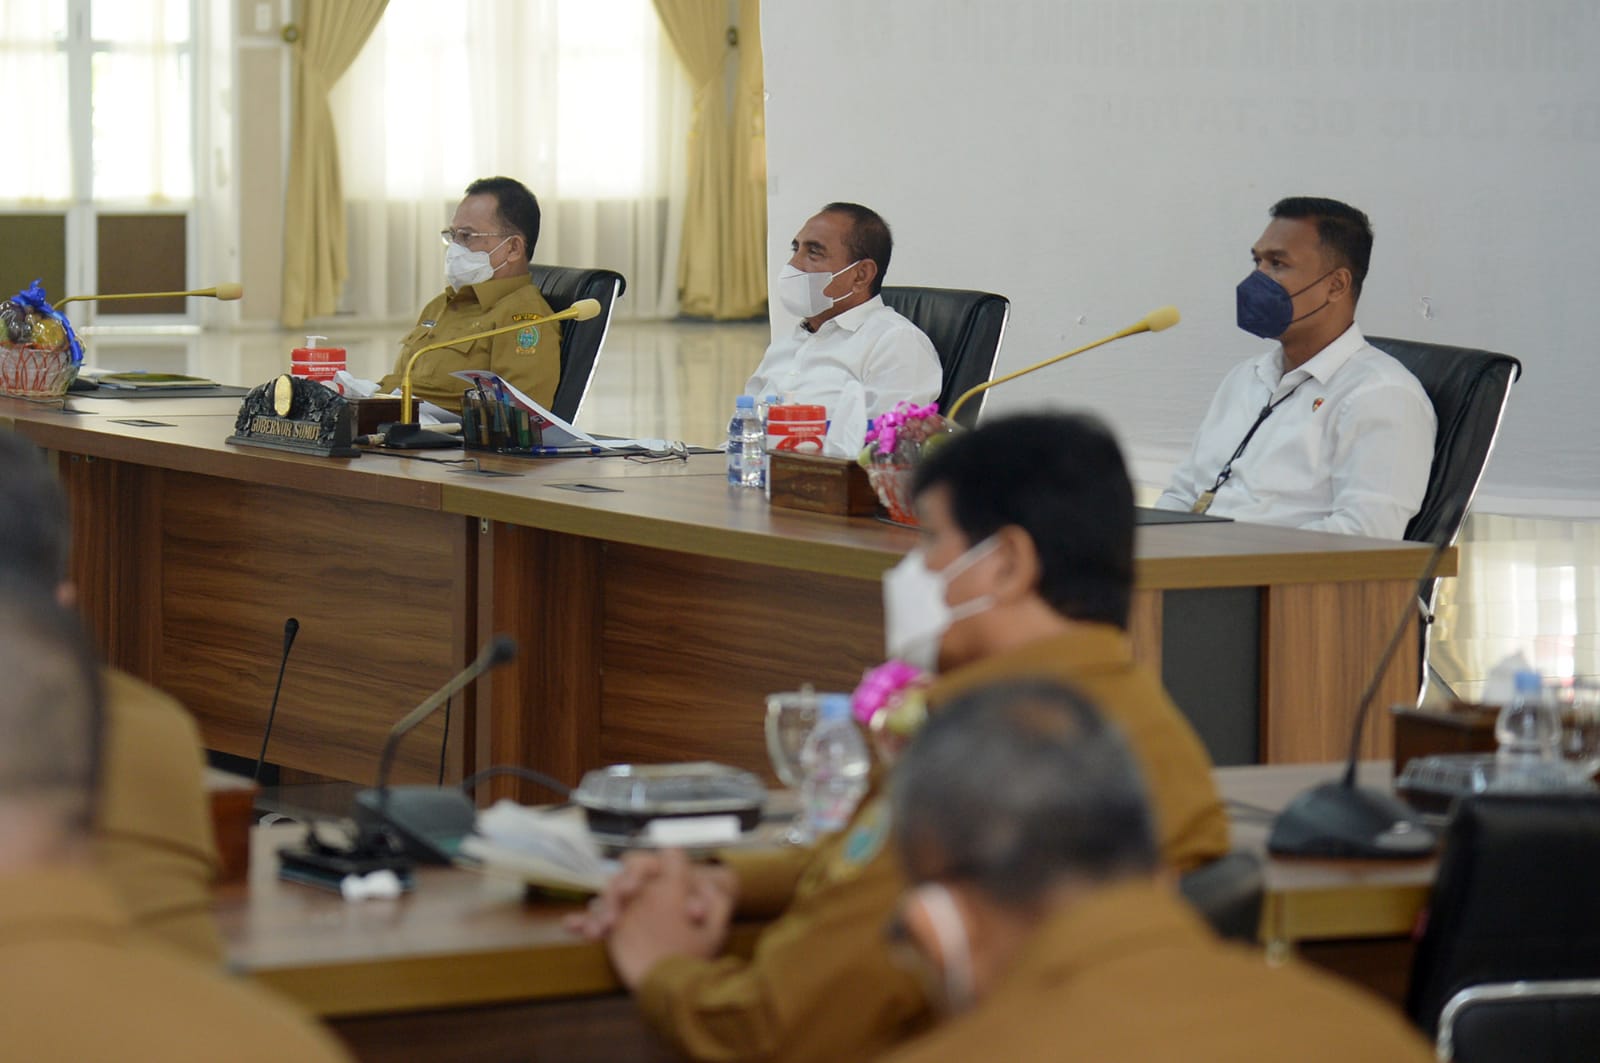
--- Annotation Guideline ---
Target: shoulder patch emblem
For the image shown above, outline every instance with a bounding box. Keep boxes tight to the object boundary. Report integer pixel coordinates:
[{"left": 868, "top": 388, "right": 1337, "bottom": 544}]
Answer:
[
  {"left": 516, "top": 326, "right": 540, "bottom": 351},
  {"left": 836, "top": 798, "right": 889, "bottom": 875}
]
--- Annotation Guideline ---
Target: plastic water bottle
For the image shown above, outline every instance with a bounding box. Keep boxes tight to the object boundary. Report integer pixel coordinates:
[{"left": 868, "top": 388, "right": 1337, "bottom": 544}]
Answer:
[
  {"left": 799, "top": 694, "right": 870, "bottom": 837},
  {"left": 728, "top": 395, "right": 755, "bottom": 485},
  {"left": 1494, "top": 670, "right": 1562, "bottom": 789},
  {"left": 757, "top": 393, "right": 779, "bottom": 427},
  {"left": 735, "top": 396, "right": 766, "bottom": 488}
]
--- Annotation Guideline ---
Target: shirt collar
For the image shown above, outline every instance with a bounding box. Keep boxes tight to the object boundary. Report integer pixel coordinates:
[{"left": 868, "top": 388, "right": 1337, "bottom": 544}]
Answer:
[
  {"left": 1258, "top": 322, "right": 1367, "bottom": 388},
  {"left": 798, "top": 294, "right": 884, "bottom": 337},
  {"left": 995, "top": 879, "right": 1213, "bottom": 991},
  {"left": 926, "top": 624, "right": 1136, "bottom": 709},
  {"left": 447, "top": 272, "right": 534, "bottom": 312}
]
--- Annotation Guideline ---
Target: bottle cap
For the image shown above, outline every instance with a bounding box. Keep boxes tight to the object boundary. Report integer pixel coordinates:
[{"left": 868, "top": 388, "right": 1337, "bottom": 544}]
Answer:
[
  {"left": 736, "top": 395, "right": 755, "bottom": 408},
  {"left": 1514, "top": 670, "right": 1544, "bottom": 694},
  {"left": 819, "top": 693, "right": 852, "bottom": 722}
]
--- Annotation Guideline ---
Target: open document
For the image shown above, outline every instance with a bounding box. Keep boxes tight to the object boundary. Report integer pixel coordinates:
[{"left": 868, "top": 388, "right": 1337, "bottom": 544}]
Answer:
[
  {"left": 457, "top": 800, "right": 618, "bottom": 894},
  {"left": 449, "top": 370, "right": 682, "bottom": 453}
]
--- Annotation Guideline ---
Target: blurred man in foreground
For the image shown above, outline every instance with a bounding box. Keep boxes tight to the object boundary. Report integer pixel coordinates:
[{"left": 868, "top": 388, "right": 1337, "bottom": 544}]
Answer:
[
  {"left": 880, "top": 678, "right": 1433, "bottom": 1062},
  {"left": 0, "top": 430, "right": 220, "bottom": 959},
  {"left": 571, "top": 413, "right": 1228, "bottom": 1062},
  {"left": 0, "top": 593, "right": 351, "bottom": 1059}
]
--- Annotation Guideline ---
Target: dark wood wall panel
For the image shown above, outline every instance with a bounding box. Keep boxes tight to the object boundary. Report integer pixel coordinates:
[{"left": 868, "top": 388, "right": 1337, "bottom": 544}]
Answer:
[
  {"left": 158, "top": 471, "right": 474, "bottom": 784},
  {"left": 598, "top": 544, "right": 883, "bottom": 779}
]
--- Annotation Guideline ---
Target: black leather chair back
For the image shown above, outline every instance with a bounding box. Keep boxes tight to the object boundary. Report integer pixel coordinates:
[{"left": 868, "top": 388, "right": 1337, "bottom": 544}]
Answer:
[
  {"left": 531, "top": 265, "right": 627, "bottom": 424},
  {"left": 1406, "top": 794, "right": 1600, "bottom": 1040},
  {"left": 880, "top": 286, "right": 1010, "bottom": 428},
  {"left": 1177, "top": 850, "right": 1264, "bottom": 943},
  {"left": 1365, "top": 337, "right": 1521, "bottom": 549}
]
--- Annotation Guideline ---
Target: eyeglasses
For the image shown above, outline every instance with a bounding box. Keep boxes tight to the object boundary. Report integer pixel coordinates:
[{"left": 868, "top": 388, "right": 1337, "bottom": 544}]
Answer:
[{"left": 440, "top": 228, "right": 513, "bottom": 247}]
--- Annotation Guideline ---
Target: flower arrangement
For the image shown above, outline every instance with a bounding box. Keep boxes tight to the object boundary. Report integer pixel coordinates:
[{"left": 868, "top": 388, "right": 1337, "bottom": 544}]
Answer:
[
  {"left": 856, "top": 401, "right": 955, "bottom": 525},
  {"left": 851, "top": 659, "right": 931, "bottom": 763}
]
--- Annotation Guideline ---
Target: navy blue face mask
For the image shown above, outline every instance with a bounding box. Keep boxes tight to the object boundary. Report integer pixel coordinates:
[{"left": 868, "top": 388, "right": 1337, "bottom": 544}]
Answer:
[{"left": 1235, "top": 268, "right": 1335, "bottom": 339}]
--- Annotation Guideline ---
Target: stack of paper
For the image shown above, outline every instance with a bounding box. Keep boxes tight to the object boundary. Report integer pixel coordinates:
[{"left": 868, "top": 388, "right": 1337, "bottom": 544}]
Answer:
[{"left": 457, "top": 800, "right": 617, "bottom": 894}]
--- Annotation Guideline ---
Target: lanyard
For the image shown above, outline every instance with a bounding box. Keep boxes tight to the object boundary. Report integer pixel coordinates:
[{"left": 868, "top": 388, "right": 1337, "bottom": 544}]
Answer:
[{"left": 1192, "top": 380, "right": 1308, "bottom": 514}]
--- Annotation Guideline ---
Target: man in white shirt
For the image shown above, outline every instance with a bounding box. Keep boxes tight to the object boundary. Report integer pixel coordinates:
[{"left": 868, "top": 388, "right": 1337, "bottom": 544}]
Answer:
[
  {"left": 1156, "top": 197, "right": 1436, "bottom": 540},
  {"left": 745, "top": 203, "right": 941, "bottom": 457}
]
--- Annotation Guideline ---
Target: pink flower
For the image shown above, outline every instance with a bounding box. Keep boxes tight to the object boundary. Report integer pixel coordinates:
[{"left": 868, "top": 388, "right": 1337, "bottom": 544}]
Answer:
[{"left": 851, "top": 659, "right": 928, "bottom": 727}]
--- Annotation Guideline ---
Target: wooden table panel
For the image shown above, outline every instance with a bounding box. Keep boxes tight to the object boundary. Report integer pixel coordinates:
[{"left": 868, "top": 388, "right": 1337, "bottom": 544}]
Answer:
[
  {"left": 156, "top": 471, "right": 475, "bottom": 784},
  {"left": 599, "top": 544, "right": 883, "bottom": 779},
  {"left": 1261, "top": 579, "right": 1419, "bottom": 763}
]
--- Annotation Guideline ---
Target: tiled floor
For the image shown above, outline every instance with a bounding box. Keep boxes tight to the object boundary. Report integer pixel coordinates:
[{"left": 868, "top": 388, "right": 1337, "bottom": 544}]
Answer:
[{"left": 78, "top": 318, "right": 1599, "bottom": 699}]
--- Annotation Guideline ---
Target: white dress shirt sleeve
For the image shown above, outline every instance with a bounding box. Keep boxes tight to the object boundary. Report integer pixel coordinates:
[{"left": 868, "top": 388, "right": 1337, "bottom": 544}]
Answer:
[
  {"left": 1300, "top": 382, "right": 1436, "bottom": 539},
  {"left": 859, "top": 320, "right": 942, "bottom": 419}
]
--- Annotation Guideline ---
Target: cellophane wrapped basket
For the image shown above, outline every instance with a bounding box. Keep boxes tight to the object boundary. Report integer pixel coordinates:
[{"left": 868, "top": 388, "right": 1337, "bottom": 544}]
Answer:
[
  {"left": 0, "top": 343, "right": 76, "bottom": 400},
  {"left": 0, "top": 280, "right": 83, "bottom": 401}
]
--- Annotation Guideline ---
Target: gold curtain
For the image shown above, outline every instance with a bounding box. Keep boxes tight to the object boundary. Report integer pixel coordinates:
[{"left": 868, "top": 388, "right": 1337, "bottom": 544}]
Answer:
[
  {"left": 279, "top": 0, "right": 389, "bottom": 327},
  {"left": 653, "top": 0, "right": 767, "bottom": 320}
]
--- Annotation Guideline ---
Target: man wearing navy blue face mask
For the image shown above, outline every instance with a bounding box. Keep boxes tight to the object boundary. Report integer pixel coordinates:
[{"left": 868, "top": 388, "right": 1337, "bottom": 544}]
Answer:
[{"left": 1156, "top": 198, "right": 1436, "bottom": 539}]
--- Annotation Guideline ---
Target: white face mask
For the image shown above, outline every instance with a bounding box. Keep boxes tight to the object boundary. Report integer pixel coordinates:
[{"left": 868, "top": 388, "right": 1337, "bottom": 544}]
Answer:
[
  {"left": 912, "top": 883, "right": 977, "bottom": 1013},
  {"left": 882, "top": 537, "right": 998, "bottom": 671},
  {"left": 776, "top": 260, "right": 863, "bottom": 319},
  {"left": 445, "top": 236, "right": 513, "bottom": 290}
]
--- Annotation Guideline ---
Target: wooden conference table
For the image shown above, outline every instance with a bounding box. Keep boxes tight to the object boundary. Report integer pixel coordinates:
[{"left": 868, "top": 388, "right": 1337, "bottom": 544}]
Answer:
[
  {"left": 2, "top": 403, "right": 1451, "bottom": 790},
  {"left": 217, "top": 763, "right": 1431, "bottom": 1060}
]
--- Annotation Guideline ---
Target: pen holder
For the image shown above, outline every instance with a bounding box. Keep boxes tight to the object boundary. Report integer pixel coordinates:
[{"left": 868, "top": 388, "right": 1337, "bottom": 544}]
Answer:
[{"left": 461, "top": 389, "right": 544, "bottom": 453}]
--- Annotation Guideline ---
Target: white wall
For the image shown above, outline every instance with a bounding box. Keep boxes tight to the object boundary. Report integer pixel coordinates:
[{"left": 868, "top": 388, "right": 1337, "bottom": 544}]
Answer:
[{"left": 761, "top": 0, "right": 1600, "bottom": 517}]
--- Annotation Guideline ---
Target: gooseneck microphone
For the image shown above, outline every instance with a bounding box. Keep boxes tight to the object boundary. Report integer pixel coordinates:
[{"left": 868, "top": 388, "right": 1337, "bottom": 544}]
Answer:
[
  {"left": 945, "top": 305, "right": 1181, "bottom": 423},
  {"left": 351, "top": 636, "right": 518, "bottom": 863},
  {"left": 373, "top": 636, "right": 516, "bottom": 800},
  {"left": 1267, "top": 537, "right": 1452, "bottom": 859},
  {"left": 252, "top": 617, "right": 300, "bottom": 783}
]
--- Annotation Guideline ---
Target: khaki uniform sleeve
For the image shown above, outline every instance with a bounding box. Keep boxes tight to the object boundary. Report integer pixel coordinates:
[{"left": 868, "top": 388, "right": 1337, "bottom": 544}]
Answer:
[
  {"left": 92, "top": 670, "right": 222, "bottom": 962},
  {"left": 719, "top": 845, "right": 811, "bottom": 919},
  {"left": 634, "top": 801, "right": 930, "bottom": 1063},
  {"left": 490, "top": 315, "right": 561, "bottom": 411}
]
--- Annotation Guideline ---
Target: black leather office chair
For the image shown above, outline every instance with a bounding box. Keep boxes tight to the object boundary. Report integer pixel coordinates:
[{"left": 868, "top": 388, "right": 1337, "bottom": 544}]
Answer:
[
  {"left": 1437, "top": 979, "right": 1600, "bottom": 1063},
  {"left": 531, "top": 265, "right": 627, "bottom": 424},
  {"left": 1177, "top": 850, "right": 1264, "bottom": 943},
  {"left": 880, "top": 286, "right": 1009, "bottom": 428},
  {"left": 1406, "top": 794, "right": 1600, "bottom": 1053},
  {"left": 1366, "top": 337, "right": 1521, "bottom": 701}
]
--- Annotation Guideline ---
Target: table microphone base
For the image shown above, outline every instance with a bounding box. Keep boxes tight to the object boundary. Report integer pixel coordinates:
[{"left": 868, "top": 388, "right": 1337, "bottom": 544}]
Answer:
[
  {"left": 1268, "top": 780, "right": 1438, "bottom": 859},
  {"left": 354, "top": 786, "right": 476, "bottom": 864},
  {"left": 379, "top": 422, "right": 460, "bottom": 449}
]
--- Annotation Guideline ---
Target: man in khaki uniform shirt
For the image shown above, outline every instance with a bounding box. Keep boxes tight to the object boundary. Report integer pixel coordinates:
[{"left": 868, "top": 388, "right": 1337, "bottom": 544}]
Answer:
[
  {"left": 378, "top": 176, "right": 563, "bottom": 412},
  {"left": 880, "top": 681, "right": 1433, "bottom": 1063},
  {"left": 0, "top": 430, "right": 220, "bottom": 961},
  {"left": 0, "top": 595, "right": 352, "bottom": 1061},
  {"left": 573, "top": 413, "right": 1230, "bottom": 1062}
]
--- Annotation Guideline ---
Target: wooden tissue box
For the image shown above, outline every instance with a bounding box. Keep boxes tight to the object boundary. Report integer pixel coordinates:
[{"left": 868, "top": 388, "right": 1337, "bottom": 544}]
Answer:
[{"left": 768, "top": 452, "right": 880, "bottom": 517}]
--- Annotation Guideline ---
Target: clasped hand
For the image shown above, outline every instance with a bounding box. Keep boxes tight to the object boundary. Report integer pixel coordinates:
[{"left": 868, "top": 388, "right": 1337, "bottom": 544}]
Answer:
[{"left": 565, "top": 848, "right": 738, "bottom": 988}]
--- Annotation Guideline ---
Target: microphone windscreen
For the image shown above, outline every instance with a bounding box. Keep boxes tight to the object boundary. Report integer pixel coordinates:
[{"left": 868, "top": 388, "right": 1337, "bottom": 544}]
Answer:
[
  {"left": 1141, "top": 305, "right": 1180, "bottom": 333},
  {"left": 284, "top": 617, "right": 300, "bottom": 650},
  {"left": 487, "top": 635, "right": 517, "bottom": 667},
  {"left": 212, "top": 282, "right": 244, "bottom": 301},
  {"left": 570, "top": 298, "right": 602, "bottom": 321}
]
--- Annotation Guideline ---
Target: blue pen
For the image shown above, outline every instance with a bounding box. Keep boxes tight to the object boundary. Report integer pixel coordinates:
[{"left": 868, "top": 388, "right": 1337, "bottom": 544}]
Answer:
[{"left": 534, "top": 445, "right": 604, "bottom": 456}]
